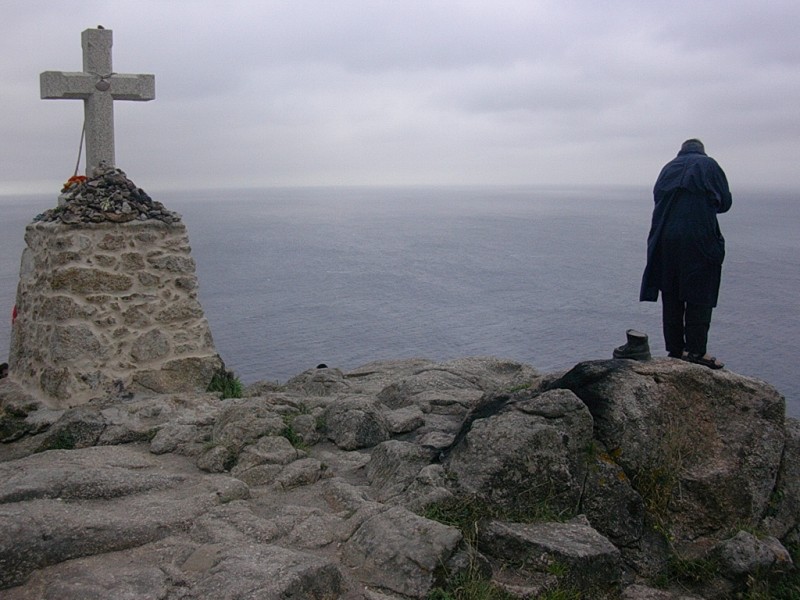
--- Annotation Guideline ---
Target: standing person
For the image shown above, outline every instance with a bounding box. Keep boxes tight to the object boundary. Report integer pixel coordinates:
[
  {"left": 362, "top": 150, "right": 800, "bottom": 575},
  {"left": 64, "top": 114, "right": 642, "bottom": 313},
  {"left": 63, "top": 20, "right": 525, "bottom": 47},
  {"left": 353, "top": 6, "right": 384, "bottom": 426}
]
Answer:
[{"left": 640, "top": 139, "right": 732, "bottom": 368}]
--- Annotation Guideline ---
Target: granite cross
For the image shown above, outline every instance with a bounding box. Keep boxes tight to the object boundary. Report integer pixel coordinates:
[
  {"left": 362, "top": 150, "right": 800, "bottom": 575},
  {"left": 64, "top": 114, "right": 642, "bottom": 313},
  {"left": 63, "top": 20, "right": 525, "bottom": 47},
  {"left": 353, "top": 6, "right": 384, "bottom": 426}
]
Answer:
[{"left": 40, "top": 27, "right": 155, "bottom": 176}]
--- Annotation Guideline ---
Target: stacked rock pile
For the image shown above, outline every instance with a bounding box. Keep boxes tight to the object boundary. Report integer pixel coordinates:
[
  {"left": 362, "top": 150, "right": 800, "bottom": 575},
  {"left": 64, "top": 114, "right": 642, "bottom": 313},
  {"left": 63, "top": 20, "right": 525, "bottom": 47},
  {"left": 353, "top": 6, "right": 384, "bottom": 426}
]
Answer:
[{"left": 34, "top": 165, "right": 180, "bottom": 225}]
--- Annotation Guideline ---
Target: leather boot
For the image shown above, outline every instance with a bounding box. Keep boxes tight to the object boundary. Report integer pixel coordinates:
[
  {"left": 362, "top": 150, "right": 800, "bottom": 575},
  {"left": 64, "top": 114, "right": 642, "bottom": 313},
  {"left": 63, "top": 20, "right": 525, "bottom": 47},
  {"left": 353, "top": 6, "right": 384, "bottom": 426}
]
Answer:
[{"left": 613, "top": 329, "right": 651, "bottom": 361}]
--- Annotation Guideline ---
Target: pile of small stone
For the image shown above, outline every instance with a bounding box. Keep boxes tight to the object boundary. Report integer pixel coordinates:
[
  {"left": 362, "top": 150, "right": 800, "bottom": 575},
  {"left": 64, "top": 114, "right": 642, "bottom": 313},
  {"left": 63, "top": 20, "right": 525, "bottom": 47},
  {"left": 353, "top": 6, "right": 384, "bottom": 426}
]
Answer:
[{"left": 34, "top": 165, "right": 180, "bottom": 225}]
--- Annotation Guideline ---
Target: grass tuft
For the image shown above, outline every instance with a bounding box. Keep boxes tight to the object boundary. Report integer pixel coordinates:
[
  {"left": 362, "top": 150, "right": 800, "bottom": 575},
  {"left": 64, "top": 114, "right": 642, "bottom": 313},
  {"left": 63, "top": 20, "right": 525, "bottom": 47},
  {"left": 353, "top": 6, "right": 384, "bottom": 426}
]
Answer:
[{"left": 207, "top": 369, "right": 243, "bottom": 399}]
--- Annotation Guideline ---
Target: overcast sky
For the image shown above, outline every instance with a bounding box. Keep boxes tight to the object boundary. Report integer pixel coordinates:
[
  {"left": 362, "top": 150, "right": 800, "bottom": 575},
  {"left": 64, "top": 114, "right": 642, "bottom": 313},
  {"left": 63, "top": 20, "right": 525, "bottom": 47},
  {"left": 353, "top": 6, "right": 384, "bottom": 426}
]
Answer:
[{"left": 1, "top": 0, "right": 799, "bottom": 194}]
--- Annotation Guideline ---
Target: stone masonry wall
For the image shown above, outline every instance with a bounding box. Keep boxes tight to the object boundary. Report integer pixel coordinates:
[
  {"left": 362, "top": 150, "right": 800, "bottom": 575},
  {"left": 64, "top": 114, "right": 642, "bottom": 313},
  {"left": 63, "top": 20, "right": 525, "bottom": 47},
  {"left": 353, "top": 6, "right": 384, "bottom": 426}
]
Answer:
[{"left": 8, "top": 220, "right": 223, "bottom": 408}]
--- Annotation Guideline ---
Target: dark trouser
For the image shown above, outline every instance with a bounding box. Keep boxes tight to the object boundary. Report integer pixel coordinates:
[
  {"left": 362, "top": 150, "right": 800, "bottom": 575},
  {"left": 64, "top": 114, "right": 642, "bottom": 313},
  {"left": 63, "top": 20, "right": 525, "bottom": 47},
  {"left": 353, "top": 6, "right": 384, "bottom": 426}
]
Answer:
[{"left": 661, "top": 289, "right": 713, "bottom": 356}]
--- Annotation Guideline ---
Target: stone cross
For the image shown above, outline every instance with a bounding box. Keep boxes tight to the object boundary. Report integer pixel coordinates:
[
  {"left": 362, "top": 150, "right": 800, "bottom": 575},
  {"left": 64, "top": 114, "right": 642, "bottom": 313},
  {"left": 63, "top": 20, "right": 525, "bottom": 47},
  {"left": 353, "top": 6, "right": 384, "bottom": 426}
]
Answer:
[{"left": 40, "top": 27, "right": 155, "bottom": 176}]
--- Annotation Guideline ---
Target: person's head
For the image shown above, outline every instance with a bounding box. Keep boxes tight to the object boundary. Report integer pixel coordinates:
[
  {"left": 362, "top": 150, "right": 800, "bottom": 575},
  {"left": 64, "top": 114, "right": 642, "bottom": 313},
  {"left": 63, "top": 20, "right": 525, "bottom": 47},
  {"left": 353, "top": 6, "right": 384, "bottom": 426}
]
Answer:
[{"left": 680, "top": 138, "right": 705, "bottom": 154}]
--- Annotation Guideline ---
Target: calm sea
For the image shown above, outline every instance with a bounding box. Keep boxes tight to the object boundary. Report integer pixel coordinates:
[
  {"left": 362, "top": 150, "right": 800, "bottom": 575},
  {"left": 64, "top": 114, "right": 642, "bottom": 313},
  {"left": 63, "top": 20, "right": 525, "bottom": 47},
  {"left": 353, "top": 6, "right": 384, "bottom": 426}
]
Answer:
[{"left": 1, "top": 186, "right": 798, "bottom": 417}]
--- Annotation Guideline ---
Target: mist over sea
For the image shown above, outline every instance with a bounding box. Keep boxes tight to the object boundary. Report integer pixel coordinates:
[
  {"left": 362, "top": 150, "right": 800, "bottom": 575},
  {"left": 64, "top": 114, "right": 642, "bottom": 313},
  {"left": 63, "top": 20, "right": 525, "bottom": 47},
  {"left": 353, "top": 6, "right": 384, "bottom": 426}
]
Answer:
[{"left": 1, "top": 185, "right": 798, "bottom": 417}]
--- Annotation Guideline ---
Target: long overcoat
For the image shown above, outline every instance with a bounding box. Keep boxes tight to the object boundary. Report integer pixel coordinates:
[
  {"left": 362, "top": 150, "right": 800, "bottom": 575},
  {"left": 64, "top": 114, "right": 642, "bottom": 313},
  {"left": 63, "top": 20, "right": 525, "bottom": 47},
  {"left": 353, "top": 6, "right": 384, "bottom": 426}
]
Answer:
[{"left": 639, "top": 145, "right": 732, "bottom": 307}]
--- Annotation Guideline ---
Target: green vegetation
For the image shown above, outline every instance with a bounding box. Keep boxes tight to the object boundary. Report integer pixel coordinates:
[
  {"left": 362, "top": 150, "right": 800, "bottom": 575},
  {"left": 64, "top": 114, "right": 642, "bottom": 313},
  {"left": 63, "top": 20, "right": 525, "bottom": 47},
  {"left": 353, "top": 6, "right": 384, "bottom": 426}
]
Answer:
[
  {"left": 207, "top": 369, "right": 243, "bottom": 399},
  {"left": 423, "top": 494, "right": 586, "bottom": 600},
  {"left": 45, "top": 428, "right": 77, "bottom": 451},
  {"left": 428, "top": 569, "right": 517, "bottom": 600},
  {"left": 742, "top": 541, "right": 800, "bottom": 600},
  {"left": 655, "top": 554, "right": 720, "bottom": 588},
  {"left": 281, "top": 415, "right": 307, "bottom": 450},
  {"left": 423, "top": 490, "right": 572, "bottom": 547},
  {"left": 631, "top": 413, "right": 697, "bottom": 538},
  {"left": 504, "top": 382, "right": 532, "bottom": 394}
]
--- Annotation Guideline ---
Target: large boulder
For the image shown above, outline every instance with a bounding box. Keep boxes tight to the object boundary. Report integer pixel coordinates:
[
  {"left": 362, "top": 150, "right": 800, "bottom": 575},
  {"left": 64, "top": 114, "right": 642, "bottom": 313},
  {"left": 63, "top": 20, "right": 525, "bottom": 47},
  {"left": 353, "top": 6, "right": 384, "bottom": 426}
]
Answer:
[
  {"left": 551, "top": 359, "right": 787, "bottom": 546},
  {"left": 445, "top": 388, "right": 594, "bottom": 515}
]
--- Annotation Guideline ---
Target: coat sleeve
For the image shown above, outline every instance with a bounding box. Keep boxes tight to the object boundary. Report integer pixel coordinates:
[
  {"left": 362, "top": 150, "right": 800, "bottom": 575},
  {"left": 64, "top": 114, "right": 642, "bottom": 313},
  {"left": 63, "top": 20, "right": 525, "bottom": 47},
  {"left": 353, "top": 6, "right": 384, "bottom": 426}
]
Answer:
[{"left": 706, "top": 159, "right": 732, "bottom": 214}]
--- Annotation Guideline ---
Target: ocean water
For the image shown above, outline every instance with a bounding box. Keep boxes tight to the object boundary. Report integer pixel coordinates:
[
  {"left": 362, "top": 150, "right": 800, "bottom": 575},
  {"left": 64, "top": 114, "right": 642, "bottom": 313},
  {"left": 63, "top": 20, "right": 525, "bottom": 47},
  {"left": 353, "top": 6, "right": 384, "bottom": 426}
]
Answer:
[{"left": 1, "top": 185, "right": 798, "bottom": 417}]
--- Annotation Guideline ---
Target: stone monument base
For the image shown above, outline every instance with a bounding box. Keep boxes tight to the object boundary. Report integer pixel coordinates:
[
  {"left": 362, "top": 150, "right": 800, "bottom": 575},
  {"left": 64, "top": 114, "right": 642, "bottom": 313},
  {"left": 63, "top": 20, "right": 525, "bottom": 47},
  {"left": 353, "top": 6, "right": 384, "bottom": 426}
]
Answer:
[{"left": 8, "top": 219, "right": 223, "bottom": 408}]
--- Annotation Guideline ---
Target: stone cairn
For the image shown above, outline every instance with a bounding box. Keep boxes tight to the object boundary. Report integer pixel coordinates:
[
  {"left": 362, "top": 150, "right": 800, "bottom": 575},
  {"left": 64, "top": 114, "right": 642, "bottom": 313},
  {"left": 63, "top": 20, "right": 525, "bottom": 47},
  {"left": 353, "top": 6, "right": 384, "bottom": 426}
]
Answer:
[
  {"left": 8, "top": 168, "right": 223, "bottom": 408},
  {"left": 35, "top": 165, "right": 179, "bottom": 225}
]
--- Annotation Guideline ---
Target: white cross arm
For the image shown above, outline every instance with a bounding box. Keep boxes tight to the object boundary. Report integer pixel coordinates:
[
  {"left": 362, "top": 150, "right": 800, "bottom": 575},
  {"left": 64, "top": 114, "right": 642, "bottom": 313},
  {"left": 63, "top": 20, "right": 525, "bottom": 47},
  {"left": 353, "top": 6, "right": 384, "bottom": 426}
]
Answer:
[{"left": 40, "top": 71, "right": 155, "bottom": 101}]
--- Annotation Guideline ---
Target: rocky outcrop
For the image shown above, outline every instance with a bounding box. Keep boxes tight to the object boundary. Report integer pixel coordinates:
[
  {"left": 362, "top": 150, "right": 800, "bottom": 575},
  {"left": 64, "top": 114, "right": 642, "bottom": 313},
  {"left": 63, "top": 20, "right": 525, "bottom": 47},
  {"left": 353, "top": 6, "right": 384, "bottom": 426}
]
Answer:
[{"left": 0, "top": 356, "right": 797, "bottom": 599}]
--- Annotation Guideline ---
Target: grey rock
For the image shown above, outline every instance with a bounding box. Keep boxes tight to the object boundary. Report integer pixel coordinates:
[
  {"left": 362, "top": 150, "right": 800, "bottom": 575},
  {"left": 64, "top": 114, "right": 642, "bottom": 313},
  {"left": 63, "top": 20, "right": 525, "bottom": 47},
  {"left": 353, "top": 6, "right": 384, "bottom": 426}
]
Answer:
[
  {"left": 581, "top": 443, "right": 646, "bottom": 548},
  {"left": 0, "top": 446, "right": 247, "bottom": 589},
  {"left": 191, "top": 543, "right": 344, "bottom": 599},
  {"left": 131, "top": 355, "right": 224, "bottom": 395},
  {"left": 149, "top": 420, "right": 209, "bottom": 456},
  {"left": 275, "top": 457, "right": 329, "bottom": 490},
  {"left": 34, "top": 167, "right": 180, "bottom": 225},
  {"left": 377, "top": 367, "right": 483, "bottom": 411},
  {"left": 290, "top": 412, "right": 322, "bottom": 446},
  {"left": 321, "top": 477, "right": 372, "bottom": 515},
  {"left": 342, "top": 505, "right": 463, "bottom": 597},
  {"left": 324, "top": 395, "right": 389, "bottom": 450},
  {"left": 446, "top": 388, "right": 593, "bottom": 514},
  {"left": 384, "top": 405, "right": 425, "bottom": 433},
  {"left": 35, "top": 407, "right": 108, "bottom": 452},
  {"left": 417, "top": 430, "right": 456, "bottom": 449},
  {"left": 366, "top": 440, "right": 436, "bottom": 502},
  {"left": 211, "top": 398, "right": 285, "bottom": 452},
  {"left": 196, "top": 444, "right": 235, "bottom": 473},
  {"left": 286, "top": 366, "right": 353, "bottom": 396},
  {"left": 762, "top": 417, "right": 800, "bottom": 538},
  {"left": 621, "top": 585, "right": 704, "bottom": 599},
  {"left": 713, "top": 530, "right": 793, "bottom": 578},
  {"left": 552, "top": 359, "right": 786, "bottom": 544},
  {"left": 344, "top": 358, "right": 437, "bottom": 395},
  {"left": 1, "top": 355, "right": 797, "bottom": 599},
  {"left": 478, "top": 517, "right": 622, "bottom": 591},
  {"left": 231, "top": 435, "right": 303, "bottom": 475}
]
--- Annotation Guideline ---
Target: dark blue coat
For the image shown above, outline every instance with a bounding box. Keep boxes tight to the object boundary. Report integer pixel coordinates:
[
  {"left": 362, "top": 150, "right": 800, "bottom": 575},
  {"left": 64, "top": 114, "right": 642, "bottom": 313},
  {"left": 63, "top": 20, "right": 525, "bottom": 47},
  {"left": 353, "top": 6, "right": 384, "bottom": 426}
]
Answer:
[{"left": 640, "top": 145, "right": 732, "bottom": 307}]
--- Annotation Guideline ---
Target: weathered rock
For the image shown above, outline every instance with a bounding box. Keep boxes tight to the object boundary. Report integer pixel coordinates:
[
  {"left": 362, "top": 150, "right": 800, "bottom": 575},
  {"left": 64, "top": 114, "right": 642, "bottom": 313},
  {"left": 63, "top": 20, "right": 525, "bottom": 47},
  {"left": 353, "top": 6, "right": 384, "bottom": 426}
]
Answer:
[
  {"left": 384, "top": 405, "right": 425, "bottom": 434},
  {"left": 366, "top": 440, "right": 437, "bottom": 502},
  {"left": 211, "top": 398, "right": 286, "bottom": 452},
  {"left": 324, "top": 395, "right": 390, "bottom": 450},
  {"left": 551, "top": 359, "right": 786, "bottom": 544},
  {"left": 286, "top": 366, "right": 353, "bottom": 396},
  {"left": 275, "top": 457, "right": 329, "bottom": 490},
  {"left": 1, "top": 355, "right": 797, "bottom": 599},
  {"left": 190, "top": 543, "right": 344, "bottom": 599},
  {"left": 34, "top": 406, "right": 107, "bottom": 452},
  {"left": 196, "top": 444, "right": 236, "bottom": 473},
  {"left": 621, "top": 585, "right": 703, "bottom": 599},
  {"left": 478, "top": 517, "right": 622, "bottom": 592},
  {"left": 231, "top": 434, "right": 304, "bottom": 475},
  {"left": 341, "top": 505, "right": 463, "bottom": 597},
  {"left": 0, "top": 446, "right": 182, "bottom": 504},
  {"left": 0, "top": 445, "right": 248, "bottom": 589},
  {"left": 289, "top": 412, "right": 323, "bottom": 446},
  {"left": 377, "top": 367, "right": 484, "bottom": 412},
  {"left": 581, "top": 444, "right": 646, "bottom": 548},
  {"left": 132, "top": 355, "right": 224, "bottom": 395},
  {"left": 762, "top": 417, "right": 800, "bottom": 538},
  {"left": 446, "top": 388, "right": 593, "bottom": 514},
  {"left": 376, "top": 357, "right": 539, "bottom": 413},
  {"left": 713, "top": 530, "right": 793, "bottom": 579}
]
